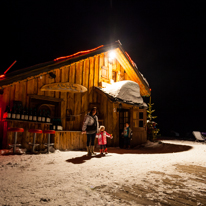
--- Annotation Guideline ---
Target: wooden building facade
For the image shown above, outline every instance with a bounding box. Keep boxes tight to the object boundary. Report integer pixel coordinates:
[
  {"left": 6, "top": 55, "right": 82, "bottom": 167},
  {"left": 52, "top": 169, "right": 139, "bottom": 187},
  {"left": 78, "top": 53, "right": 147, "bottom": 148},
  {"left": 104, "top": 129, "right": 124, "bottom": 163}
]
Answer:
[{"left": 0, "top": 42, "right": 151, "bottom": 150}]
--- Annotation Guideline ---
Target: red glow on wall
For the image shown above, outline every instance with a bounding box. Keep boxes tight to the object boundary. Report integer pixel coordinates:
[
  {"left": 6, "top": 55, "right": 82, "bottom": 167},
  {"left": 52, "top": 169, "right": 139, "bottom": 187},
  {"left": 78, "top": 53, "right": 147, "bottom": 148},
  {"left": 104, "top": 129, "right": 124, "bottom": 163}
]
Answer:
[
  {"left": 0, "top": 95, "right": 6, "bottom": 121},
  {"left": 54, "top": 45, "right": 104, "bottom": 61},
  {"left": 3, "top": 112, "right": 7, "bottom": 120}
]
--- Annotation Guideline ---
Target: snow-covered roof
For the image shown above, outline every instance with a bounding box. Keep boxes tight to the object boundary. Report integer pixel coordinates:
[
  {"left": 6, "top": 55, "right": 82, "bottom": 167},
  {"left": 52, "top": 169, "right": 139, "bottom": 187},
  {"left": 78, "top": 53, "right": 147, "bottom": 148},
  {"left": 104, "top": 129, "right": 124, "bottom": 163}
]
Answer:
[{"left": 100, "top": 80, "right": 148, "bottom": 108}]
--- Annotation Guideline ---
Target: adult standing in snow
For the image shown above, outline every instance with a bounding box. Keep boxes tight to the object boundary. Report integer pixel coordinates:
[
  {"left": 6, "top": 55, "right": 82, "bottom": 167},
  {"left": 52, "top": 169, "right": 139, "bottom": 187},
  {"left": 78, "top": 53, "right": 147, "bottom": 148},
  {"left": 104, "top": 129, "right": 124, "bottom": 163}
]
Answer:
[{"left": 82, "top": 107, "right": 99, "bottom": 156}]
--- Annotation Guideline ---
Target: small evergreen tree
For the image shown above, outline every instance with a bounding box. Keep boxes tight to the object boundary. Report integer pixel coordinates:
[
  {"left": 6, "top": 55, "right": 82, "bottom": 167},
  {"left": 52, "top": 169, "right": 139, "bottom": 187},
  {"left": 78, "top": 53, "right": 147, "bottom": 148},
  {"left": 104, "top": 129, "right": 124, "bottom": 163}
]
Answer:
[
  {"left": 147, "top": 96, "right": 160, "bottom": 141},
  {"left": 147, "top": 96, "right": 157, "bottom": 121}
]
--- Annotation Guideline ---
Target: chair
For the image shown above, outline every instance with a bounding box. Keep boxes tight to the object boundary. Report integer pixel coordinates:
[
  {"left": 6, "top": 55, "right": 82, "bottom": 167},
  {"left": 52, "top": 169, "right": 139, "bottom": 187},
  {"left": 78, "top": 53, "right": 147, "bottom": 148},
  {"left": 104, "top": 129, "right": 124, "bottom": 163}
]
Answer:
[
  {"left": 192, "top": 131, "right": 206, "bottom": 143},
  {"left": 7, "top": 127, "right": 24, "bottom": 154},
  {"left": 43, "top": 130, "right": 55, "bottom": 153},
  {"left": 28, "top": 129, "right": 42, "bottom": 153}
]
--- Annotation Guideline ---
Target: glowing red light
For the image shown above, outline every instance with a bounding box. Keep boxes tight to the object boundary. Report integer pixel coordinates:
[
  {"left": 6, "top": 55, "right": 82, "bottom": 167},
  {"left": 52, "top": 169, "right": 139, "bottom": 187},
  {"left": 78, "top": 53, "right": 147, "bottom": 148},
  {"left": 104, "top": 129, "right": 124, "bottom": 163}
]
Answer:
[
  {"left": 4, "top": 60, "right": 17, "bottom": 74},
  {"left": 150, "top": 88, "right": 152, "bottom": 91},
  {"left": 125, "top": 51, "right": 135, "bottom": 66},
  {"left": 54, "top": 45, "right": 104, "bottom": 61},
  {"left": 0, "top": 60, "right": 17, "bottom": 80}
]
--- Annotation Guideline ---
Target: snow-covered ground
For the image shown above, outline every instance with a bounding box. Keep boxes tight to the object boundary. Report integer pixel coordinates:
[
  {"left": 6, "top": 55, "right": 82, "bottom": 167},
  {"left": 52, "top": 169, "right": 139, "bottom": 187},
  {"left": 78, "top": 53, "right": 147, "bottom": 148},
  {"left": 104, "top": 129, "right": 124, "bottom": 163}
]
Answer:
[{"left": 0, "top": 140, "right": 206, "bottom": 206}]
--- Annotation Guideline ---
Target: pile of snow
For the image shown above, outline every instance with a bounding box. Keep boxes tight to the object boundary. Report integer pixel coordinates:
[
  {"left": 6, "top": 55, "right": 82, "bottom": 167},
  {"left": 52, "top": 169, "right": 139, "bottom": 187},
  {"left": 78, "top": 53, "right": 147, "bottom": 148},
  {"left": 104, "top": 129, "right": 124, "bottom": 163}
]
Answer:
[{"left": 102, "top": 80, "right": 146, "bottom": 105}]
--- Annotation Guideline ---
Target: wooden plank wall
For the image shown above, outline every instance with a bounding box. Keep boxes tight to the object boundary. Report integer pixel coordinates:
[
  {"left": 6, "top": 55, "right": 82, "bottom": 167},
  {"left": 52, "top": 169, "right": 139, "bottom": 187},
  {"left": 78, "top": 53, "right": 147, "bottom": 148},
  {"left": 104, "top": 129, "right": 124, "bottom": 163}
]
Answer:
[{"left": 54, "top": 132, "right": 87, "bottom": 150}]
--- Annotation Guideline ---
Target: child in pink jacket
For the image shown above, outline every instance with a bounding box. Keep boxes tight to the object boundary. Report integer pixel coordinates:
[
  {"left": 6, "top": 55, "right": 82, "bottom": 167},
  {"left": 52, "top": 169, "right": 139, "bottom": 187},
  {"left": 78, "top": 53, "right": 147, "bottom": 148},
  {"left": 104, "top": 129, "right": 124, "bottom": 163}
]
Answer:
[{"left": 96, "top": 125, "right": 113, "bottom": 154}]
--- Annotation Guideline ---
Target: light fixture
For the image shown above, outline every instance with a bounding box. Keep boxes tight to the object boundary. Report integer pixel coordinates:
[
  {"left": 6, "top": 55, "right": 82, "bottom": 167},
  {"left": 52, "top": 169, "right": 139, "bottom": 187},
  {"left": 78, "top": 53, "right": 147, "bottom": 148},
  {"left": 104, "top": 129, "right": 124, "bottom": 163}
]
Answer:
[{"left": 108, "top": 50, "right": 116, "bottom": 63}]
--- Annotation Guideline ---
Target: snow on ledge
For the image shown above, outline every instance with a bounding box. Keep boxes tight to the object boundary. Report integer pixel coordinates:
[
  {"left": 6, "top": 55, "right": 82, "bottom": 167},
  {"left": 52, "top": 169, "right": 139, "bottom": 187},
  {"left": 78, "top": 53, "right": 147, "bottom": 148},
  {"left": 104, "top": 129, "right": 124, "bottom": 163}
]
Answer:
[{"left": 102, "top": 80, "right": 144, "bottom": 104}]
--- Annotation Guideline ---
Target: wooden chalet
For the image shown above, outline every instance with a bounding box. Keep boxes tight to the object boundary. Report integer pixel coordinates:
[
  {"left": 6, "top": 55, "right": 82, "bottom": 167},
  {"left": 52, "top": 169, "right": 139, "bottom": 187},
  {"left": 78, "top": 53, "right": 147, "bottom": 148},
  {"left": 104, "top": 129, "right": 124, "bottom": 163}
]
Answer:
[{"left": 0, "top": 41, "right": 151, "bottom": 151}]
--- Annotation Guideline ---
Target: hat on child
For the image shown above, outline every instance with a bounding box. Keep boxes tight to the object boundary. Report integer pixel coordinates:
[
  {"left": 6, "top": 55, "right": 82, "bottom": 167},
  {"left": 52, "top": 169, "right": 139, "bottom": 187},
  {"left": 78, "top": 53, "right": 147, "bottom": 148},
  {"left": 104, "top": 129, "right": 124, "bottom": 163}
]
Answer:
[{"left": 99, "top": 125, "right": 105, "bottom": 130}]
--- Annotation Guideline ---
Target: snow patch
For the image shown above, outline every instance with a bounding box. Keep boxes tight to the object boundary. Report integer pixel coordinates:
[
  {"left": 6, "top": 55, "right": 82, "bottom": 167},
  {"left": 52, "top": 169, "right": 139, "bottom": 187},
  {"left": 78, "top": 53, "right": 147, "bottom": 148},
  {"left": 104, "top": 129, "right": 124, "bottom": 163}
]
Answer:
[{"left": 0, "top": 140, "right": 206, "bottom": 205}]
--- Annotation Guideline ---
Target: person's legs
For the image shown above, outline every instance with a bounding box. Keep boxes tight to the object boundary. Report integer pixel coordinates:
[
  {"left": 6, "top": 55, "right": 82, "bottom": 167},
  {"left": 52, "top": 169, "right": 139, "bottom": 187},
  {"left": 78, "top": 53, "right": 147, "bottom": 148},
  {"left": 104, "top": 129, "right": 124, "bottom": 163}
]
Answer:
[
  {"left": 100, "top": 145, "right": 103, "bottom": 154},
  {"left": 90, "top": 133, "right": 96, "bottom": 146},
  {"left": 124, "top": 137, "right": 127, "bottom": 148},
  {"left": 86, "top": 134, "right": 91, "bottom": 155},
  {"left": 104, "top": 145, "right": 108, "bottom": 154},
  {"left": 90, "top": 133, "right": 96, "bottom": 155},
  {"left": 127, "top": 138, "right": 131, "bottom": 149},
  {"left": 87, "top": 134, "right": 91, "bottom": 147}
]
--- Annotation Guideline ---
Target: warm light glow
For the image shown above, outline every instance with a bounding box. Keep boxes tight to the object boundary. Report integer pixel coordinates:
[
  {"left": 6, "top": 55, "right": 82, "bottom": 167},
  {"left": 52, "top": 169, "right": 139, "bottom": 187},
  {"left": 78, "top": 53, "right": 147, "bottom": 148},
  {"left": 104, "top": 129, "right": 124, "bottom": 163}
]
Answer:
[
  {"left": 0, "top": 74, "right": 5, "bottom": 78},
  {"left": 109, "top": 51, "right": 116, "bottom": 62}
]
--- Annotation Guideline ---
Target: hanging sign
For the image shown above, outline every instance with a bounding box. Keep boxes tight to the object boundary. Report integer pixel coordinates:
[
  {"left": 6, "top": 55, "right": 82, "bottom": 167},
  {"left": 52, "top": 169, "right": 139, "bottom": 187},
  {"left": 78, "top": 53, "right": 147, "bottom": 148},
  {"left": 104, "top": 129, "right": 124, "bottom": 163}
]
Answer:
[{"left": 41, "top": 82, "right": 87, "bottom": 93}]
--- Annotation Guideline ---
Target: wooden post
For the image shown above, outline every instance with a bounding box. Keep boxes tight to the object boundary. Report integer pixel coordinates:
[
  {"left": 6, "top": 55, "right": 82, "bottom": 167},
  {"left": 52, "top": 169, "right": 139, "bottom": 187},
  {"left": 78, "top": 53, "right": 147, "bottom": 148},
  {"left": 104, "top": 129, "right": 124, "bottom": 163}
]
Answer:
[
  {"left": 89, "top": 57, "right": 94, "bottom": 104},
  {"left": 107, "top": 100, "right": 113, "bottom": 146},
  {"left": 67, "top": 63, "right": 75, "bottom": 130},
  {"left": 61, "top": 66, "right": 69, "bottom": 130},
  {"left": 99, "top": 53, "right": 104, "bottom": 86},
  {"left": 93, "top": 55, "right": 99, "bottom": 102},
  {"left": 74, "top": 61, "right": 83, "bottom": 131},
  {"left": 54, "top": 69, "right": 61, "bottom": 99},
  {"left": 37, "top": 74, "right": 45, "bottom": 96}
]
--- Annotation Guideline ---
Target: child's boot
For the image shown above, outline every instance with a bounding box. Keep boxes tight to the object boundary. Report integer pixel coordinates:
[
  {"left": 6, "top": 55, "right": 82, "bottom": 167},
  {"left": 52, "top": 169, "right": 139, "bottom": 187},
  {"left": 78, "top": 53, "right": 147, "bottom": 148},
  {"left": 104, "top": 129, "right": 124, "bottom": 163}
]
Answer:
[
  {"left": 104, "top": 148, "right": 108, "bottom": 154},
  {"left": 100, "top": 149, "right": 103, "bottom": 154}
]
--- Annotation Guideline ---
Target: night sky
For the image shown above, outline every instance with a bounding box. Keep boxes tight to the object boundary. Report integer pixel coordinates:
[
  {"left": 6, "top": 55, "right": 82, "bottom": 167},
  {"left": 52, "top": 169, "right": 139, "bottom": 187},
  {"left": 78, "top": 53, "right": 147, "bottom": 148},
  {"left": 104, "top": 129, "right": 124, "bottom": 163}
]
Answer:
[{"left": 1, "top": 0, "right": 205, "bottom": 136}]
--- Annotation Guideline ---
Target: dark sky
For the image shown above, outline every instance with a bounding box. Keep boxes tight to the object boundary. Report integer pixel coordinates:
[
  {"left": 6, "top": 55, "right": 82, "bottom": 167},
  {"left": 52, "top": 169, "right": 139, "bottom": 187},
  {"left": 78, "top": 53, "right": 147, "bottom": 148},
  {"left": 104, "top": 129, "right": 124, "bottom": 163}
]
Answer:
[{"left": 1, "top": 0, "right": 205, "bottom": 136}]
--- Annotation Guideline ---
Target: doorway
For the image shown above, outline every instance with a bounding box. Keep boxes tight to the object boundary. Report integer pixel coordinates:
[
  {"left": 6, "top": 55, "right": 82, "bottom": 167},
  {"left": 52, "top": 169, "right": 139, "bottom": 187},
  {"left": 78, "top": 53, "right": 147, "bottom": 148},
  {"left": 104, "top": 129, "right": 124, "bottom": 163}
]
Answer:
[{"left": 119, "top": 109, "right": 130, "bottom": 148}]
